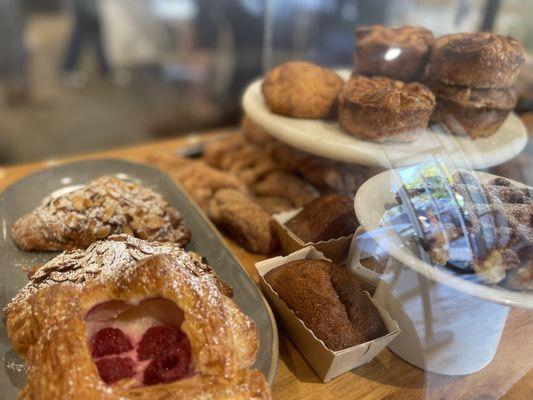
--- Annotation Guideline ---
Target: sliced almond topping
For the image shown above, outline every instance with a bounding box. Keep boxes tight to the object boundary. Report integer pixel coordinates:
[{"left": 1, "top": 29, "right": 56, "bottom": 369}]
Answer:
[
  {"left": 122, "top": 225, "right": 134, "bottom": 236},
  {"left": 71, "top": 196, "right": 86, "bottom": 211},
  {"left": 103, "top": 206, "right": 116, "bottom": 222}
]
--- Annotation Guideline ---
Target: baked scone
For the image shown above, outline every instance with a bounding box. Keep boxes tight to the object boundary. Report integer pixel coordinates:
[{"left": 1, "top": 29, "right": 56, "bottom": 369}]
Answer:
[
  {"left": 12, "top": 176, "right": 190, "bottom": 251},
  {"left": 241, "top": 121, "right": 378, "bottom": 196},
  {"left": 262, "top": 62, "right": 344, "bottom": 118},
  {"left": 429, "top": 81, "right": 517, "bottom": 138},
  {"left": 4, "top": 246, "right": 270, "bottom": 398},
  {"left": 285, "top": 194, "right": 358, "bottom": 243},
  {"left": 150, "top": 156, "right": 249, "bottom": 212},
  {"left": 203, "top": 137, "right": 280, "bottom": 185},
  {"left": 338, "top": 76, "right": 435, "bottom": 141},
  {"left": 252, "top": 171, "right": 318, "bottom": 208},
  {"left": 265, "top": 260, "right": 386, "bottom": 351},
  {"left": 253, "top": 195, "right": 294, "bottom": 215},
  {"left": 355, "top": 25, "right": 433, "bottom": 81},
  {"left": 428, "top": 32, "right": 525, "bottom": 88},
  {"left": 207, "top": 189, "right": 278, "bottom": 254}
]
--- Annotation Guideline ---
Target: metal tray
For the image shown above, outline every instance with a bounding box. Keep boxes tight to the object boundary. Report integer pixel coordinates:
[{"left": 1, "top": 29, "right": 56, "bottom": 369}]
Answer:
[{"left": 0, "top": 159, "right": 278, "bottom": 398}]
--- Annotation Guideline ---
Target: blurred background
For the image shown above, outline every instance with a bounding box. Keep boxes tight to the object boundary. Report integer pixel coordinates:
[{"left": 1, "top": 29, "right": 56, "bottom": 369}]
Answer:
[{"left": 0, "top": 0, "right": 532, "bottom": 165}]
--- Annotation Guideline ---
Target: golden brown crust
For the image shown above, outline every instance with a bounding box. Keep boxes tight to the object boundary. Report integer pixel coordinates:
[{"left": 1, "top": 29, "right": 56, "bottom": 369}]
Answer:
[
  {"left": 207, "top": 189, "right": 278, "bottom": 254},
  {"left": 4, "top": 235, "right": 233, "bottom": 354},
  {"left": 428, "top": 32, "right": 525, "bottom": 88},
  {"left": 338, "top": 76, "right": 435, "bottom": 141},
  {"left": 285, "top": 194, "right": 358, "bottom": 243},
  {"left": 12, "top": 176, "right": 190, "bottom": 251},
  {"left": 251, "top": 172, "right": 318, "bottom": 208},
  {"left": 429, "top": 82, "right": 516, "bottom": 138},
  {"left": 151, "top": 156, "right": 249, "bottom": 212},
  {"left": 253, "top": 195, "right": 294, "bottom": 215},
  {"left": 5, "top": 248, "right": 270, "bottom": 399},
  {"left": 262, "top": 62, "right": 344, "bottom": 119},
  {"left": 355, "top": 25, "right": 433, "bottom": 81},
  {"left": 265, "top": 260, "right": 386, "bottom": 351},
  {"left": 240, "top": 123, "right": 378, "bottom": 197}
]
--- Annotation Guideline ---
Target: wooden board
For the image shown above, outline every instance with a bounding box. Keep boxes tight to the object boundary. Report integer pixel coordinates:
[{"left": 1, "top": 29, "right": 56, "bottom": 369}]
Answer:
[{"left": 0, "top": 129, "right": 532, "bottom": 400}]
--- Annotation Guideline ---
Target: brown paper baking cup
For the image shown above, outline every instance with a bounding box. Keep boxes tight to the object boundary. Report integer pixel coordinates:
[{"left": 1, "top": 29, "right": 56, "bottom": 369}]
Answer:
[{"left": 256, "top": 247, "right": 401, "bottom": 382}]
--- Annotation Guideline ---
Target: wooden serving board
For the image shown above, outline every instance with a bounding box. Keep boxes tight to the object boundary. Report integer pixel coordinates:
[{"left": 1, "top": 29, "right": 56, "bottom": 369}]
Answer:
[{"left": 0, "top": 129, "right": 531, "bottom": 400}]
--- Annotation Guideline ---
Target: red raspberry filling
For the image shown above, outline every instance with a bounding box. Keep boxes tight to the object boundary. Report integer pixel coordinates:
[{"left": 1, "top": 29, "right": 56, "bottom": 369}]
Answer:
[
  {"left": 90, "top": 324, "right": 191, "bottom": 386},
  {"left": 143, "top": 347, "right": 191, "bottom": 385},
  {"left": 90, "top": 327, "right": 133, "bottom": 358},
  {"left": 95, "top": 357, "right": 135, "bottom": 384},
  {"left": 137, "top": 325, "right": 185, "bottom": 360}
]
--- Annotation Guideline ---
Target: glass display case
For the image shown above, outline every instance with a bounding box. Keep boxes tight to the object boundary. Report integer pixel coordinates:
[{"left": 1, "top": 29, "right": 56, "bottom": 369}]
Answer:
[{"left": 0, "top": 1, "right": 531, "bottom": 399}]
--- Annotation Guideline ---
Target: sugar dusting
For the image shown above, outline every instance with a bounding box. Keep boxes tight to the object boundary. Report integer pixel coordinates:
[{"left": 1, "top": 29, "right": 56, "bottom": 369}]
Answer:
[
  {"left": 13, "top": 176, "right": 190, "bottom": 250},
  {"left": 5, "top": 234, "right": 231, "bottom": 315}
]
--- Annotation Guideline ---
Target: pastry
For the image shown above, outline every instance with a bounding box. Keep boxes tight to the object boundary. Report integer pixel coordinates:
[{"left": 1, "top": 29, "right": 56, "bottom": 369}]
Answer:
[
  {"left": 428, "top": 32, "right": 525, "bottom": 88},
  {"left": 429, "top": 81, "right": 517, "bottom": 138},
  {"left": 150, "top": 156, "right": 249, "bottom": 212},
  {"left": 5, "top": 234, "right": 232, "bottom": 352},
  {"left": 148, "top": 154, "right": 278, "bottom": 254},
  {"left": 297, "top": 155, "right": 377, "bottom": 197},
  {"left": 265, "top": 259, "right": 386, "bottom": 351},
  {"left": 262, "top": 62, "right": 344, "bottom": 118},
  {"left": 12, "top": 176, "right": 190, "bottom": 251},
  {"left": 252, "top": 171, "right": 318, "bottom": 207},
  {"left": 241, "top": 116, "right": 273, "bottom": 145},
  {"left": 204, "top": 137, "right": 279, "bottom": 185},
  {"left": 285, "top": 194, "right": 358, "bottom": 243},
  {"left": 5, "top": 241, "right": 270, "bottom": 398},
  {"left": 355, "top": 25, "right": 433, "bottom": 81},
  {"left": 338, "top": 76, "right": 435, "bottom": 141},
  {"left": 253, "top": 195, "right": 294, "bottom": 215},
  {"left": 396, "top": 172, "right": 532, "bottom": 290},
  {"left": 207, "top": 189, "right": 278, "bottom": 254},
  {"left": 240, "top": 124, "right": 378, "bottom": 196}
]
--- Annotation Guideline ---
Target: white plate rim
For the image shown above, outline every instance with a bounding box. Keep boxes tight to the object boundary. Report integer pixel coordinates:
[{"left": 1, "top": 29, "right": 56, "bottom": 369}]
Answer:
[
  {"left": 242, "top": 71, "right": 528, "bottom": 169},
  {"left": 354, "top": 169, "right": 533, "bottom": 310}
]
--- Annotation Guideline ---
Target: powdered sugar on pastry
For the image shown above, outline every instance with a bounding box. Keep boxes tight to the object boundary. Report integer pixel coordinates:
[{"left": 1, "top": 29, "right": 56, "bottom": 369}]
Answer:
[{"left": 12, "top": 176, "right": 191, "bottom": 251}]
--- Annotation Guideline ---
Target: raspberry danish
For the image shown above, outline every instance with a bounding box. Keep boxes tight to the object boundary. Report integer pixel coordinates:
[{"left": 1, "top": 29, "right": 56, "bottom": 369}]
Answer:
[{"left": 4, "top": 239, "right": 270, "bottom": 399}]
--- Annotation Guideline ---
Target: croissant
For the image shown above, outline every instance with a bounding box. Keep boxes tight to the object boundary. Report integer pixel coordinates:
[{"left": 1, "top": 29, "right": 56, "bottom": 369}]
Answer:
[
  {"left": 12, "top": 176, "right": 190, "bottom": 251},
  {"left": 4, "top": 236, "right": 270, "bottom": 399}
]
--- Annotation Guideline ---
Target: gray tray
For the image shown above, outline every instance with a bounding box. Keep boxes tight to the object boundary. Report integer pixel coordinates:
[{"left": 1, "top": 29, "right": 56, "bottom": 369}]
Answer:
[{"left": 0, "top": 159, "right": 278, "bottom": 398}]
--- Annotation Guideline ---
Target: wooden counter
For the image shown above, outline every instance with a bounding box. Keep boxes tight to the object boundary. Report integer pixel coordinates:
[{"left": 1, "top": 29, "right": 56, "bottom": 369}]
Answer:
[{"left": 0, "top": 131, "right": 531, "bottom": 400}]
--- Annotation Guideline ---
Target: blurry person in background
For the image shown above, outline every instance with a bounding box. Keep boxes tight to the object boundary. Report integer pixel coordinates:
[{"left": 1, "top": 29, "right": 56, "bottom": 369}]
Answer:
[
  {"left": 193, "top": 0, "right": 264, "bottom": 121},
  {"left": 0, "top": 0, "right": 29, "bottom": 105},
  {"left": 60, "top": 0, "right": 110, "bottom": 86}
]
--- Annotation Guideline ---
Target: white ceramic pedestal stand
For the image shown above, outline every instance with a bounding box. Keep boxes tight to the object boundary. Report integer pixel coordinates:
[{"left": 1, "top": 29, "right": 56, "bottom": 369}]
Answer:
[
  {"left": 373, "top": 257, "right": 510, "bottom": 375},
  {"left": 242, "top": 70, "right": 528, "bottom": 169},
  {"left": 352, "top": 169, "right": 533, "bottom": 376}
]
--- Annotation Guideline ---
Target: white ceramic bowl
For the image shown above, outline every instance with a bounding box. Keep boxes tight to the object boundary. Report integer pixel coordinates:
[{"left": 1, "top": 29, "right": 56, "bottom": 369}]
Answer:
[{"left": 354, "top": 169, "right": 533, "bottom": 310}]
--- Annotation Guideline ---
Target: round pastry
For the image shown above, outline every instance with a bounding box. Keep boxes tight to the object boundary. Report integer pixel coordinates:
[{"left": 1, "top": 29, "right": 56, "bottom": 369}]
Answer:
[
  {"left": 261, "top": 61, "right": 344, "bottom": 118},
  {"left": 338, "top": 76, "right": 436, "bottom": 142},
  {"left": 428, "top": 32, "right": 525, "bottom": 88},
  {"left": 429, "top": 81, "right": 517, "bottom": 138},
  {"left": 4, "top": 236, "right": 271, "bottom": 399},
  {"left": 355, "top": 25, "right": 434, "bottom": 82}
]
